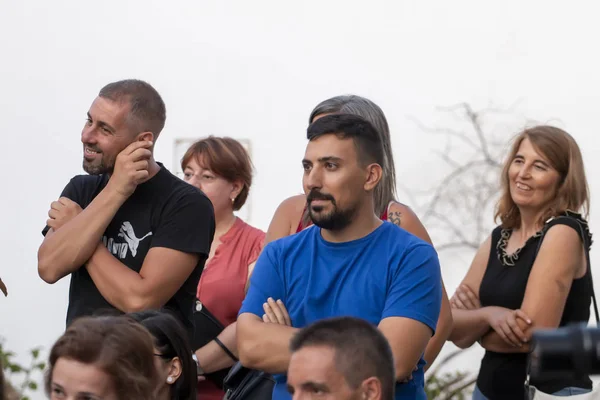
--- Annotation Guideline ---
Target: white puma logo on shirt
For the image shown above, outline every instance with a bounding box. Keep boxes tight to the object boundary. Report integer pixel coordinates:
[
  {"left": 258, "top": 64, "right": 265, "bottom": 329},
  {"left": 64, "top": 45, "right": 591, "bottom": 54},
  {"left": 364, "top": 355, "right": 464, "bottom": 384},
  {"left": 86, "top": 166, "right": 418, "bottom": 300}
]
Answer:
[{"left": 117, "top": 221, "right": 153, "bottom": 257}]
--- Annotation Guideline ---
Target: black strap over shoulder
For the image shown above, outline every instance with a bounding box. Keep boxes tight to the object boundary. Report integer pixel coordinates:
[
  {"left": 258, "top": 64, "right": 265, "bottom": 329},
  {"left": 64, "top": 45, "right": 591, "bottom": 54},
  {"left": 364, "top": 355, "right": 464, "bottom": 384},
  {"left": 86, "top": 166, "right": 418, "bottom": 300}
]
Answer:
[
  {"left": 534, "top": 214, "right": 599, "bottom": 324},
  {"left": 214, "top": 337, "right": 238, "bottom": 362}
]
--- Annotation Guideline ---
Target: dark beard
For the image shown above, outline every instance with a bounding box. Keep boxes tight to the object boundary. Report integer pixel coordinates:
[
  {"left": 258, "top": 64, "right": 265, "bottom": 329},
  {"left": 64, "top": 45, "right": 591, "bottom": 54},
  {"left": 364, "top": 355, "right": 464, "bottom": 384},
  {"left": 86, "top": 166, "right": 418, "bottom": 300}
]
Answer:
[
  {"left": 307, "top": 189, "right": 356, "bottom": 231},
  {"left": 82, "top": 158, "right": 114, "bottom": 175},
  {"left": 309, "top": 205, "right": 355, "bottom": 230}
]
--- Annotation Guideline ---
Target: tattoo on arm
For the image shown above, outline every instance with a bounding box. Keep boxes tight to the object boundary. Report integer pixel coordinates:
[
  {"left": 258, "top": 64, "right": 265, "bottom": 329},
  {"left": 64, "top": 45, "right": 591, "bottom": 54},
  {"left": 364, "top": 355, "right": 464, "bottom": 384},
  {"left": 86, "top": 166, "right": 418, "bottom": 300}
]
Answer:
[{"left": 388, "top": 211, "right": 402, "bottom": 227}]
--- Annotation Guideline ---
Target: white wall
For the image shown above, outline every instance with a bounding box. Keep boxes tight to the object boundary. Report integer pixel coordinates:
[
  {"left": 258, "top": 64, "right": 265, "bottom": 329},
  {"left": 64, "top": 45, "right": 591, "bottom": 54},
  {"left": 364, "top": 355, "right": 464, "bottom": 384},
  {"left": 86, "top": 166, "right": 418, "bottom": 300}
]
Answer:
[{"left": 2, "top": 0, "right": 600, "bottom": 397}]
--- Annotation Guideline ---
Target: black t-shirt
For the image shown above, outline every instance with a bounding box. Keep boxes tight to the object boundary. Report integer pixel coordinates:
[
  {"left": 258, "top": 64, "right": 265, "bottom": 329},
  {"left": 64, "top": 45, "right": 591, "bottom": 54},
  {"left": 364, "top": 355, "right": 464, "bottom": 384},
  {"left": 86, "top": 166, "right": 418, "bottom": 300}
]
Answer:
[
  {"left": 42, "top": 163, "right": 215, "bottom": 341},
  {"left": 477, "top": 212, "right": 593, "bottom": 399}
]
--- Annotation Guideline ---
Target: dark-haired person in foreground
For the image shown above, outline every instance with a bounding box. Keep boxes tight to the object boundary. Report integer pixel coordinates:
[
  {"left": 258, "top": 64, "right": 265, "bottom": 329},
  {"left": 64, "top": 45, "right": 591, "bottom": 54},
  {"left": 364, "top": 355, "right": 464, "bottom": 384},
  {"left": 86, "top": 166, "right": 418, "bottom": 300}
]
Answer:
[
  {"left": 130, "top": 310, "right": 197, "bottom": 400},
  {"left": 37, "top": 79, "right": 215, "bottom": 340},
  {"left": 237, "top": 114, "right": 442, "bottom": 400},
  {"left": 287, "top": 316, "right": 395, "bottom": 400}
]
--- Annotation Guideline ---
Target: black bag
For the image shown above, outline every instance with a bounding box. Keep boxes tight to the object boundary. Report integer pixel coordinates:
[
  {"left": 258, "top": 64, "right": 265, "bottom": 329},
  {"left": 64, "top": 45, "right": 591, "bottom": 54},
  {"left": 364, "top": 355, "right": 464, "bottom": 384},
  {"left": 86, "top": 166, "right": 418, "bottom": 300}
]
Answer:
[
  {"left": 192, "top": 300, "right": 235, "bottom": 389},
  {"left": 223, "top": 362, "right": 276, "bottom": 400}
]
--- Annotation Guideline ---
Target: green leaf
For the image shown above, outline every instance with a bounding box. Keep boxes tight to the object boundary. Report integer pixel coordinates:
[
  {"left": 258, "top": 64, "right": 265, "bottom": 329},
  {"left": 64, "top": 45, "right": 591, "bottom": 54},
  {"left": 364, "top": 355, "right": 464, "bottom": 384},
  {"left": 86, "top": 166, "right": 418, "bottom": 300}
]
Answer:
[
  {"left": 28, "top": 381, "right": 38, "bottom": 390},
  {"left": 31, "top": 349, "right": 40, "bottom": 359},
  {"left": 36, "top": 362, "right": 46, "bottom": 370},
  {"left": 9, "top": 364, "right": 22, "bottom": 372}
]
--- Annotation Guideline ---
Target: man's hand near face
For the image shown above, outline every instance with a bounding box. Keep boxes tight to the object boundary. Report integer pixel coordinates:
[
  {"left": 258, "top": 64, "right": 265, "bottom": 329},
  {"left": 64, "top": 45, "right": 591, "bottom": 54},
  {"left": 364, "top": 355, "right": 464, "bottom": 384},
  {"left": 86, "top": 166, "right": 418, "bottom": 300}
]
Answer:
[
  {"left": 106, "top": 140, "right": 153, "bottom": 199},
  {"left": 38, "top": 141, "right": 153, "bottom": 284}
]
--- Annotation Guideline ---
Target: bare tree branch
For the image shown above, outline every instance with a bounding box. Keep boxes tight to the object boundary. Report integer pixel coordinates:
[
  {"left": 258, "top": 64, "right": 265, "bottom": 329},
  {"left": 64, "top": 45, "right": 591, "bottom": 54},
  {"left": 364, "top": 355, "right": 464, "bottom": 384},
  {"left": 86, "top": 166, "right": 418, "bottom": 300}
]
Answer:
[
  {"left": 427, "top": 348, "right": 469, "bottom": 377},
  {"left": 421, "top": 159, "right": 492, "bottom": 221},
  {"left": 404, "top": 102, "right": 519, "bottom": 255},
  {"left": 396, "top": 182, "right": 420, "bottom": 206},
  {"left": 436, "top": 99, "right": 523, "bottom": 118},
  {"left": 427, "top": 211, "right": 473, "bottom": 246},
  {"left": 464, "top": 103, "right": 502, "bottom": 167},
  {"left": 435, "top": 151, "right": 462, "bottom": 169},
  {"left": 407, "top": 115, "right": 480, "bottom": 152},
  {"left": 442, "top": 377, "right": 478, "bottom": 400}
]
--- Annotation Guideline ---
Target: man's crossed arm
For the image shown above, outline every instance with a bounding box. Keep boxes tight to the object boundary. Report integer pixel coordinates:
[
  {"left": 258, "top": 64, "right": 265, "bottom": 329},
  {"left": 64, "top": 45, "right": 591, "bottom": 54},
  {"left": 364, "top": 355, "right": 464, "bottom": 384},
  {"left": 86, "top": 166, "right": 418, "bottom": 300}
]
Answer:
[
  {"left": 237, "top": 309, "right": 432, "bottom": 382},
  {"left": 38, "top": 141, "right": 153, "bottom": 284}
]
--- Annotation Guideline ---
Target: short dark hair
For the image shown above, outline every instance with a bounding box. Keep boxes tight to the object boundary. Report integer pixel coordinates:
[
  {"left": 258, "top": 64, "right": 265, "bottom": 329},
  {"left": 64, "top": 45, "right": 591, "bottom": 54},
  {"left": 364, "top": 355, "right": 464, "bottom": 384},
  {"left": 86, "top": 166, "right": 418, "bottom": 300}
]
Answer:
[
  {"left": 128, "top": 310, "right": 197, "bottom": 400},
  {"left": 306, "top": 95, "right": 396, "bottom": 222},
  {"left": 45, "top": 316, "right": 157, "bottom": 400},
  {"left": 289, "top": 316, "right": 395, "bottom": 400},
  {"left": 306, "top": 114, "right": 384, "bottom": 167},
  {"left": 181, "top": 136, "right": 254, "bottom": 211},
  {"left": 99, "top": 79, "right": 166, "bottom": 138}
]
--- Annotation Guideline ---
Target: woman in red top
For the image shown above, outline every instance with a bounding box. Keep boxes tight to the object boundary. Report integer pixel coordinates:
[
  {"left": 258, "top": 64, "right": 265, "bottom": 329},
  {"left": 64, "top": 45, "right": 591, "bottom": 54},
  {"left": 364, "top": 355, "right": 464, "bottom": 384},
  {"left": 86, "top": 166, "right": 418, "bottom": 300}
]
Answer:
[
  {"left": 181, "top": 136, "right": 265, "bottom": 400},
  {"left": 265, "top": 95, "right": 453, "bottom": 371}
]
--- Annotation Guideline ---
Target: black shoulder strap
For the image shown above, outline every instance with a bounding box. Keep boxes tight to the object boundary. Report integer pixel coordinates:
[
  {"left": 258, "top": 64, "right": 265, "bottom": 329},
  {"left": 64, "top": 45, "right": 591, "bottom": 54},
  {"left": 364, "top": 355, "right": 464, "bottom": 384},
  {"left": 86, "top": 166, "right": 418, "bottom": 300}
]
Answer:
[
  {"left": 535, "top": 216, "right": 599, "bottom": 325},
  {"left": 583, "top": 238, "right": 600, "bottom": 325},
  {"left": 214, "top": 337, "right": 238, "bottom": 362}
]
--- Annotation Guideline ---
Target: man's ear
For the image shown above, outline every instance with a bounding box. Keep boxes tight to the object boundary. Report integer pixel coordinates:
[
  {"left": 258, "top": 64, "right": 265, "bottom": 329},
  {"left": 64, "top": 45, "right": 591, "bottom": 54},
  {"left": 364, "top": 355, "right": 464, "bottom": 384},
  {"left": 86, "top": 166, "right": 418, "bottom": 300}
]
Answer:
[
  {"left": 364, "top": 163, "right": 383, "bottom": 192},
  {"left": 136, "top": 131, "right": 154, "bottom": 144},
  {"left": 360, "top": 376, "right": 382, "bottom": 400}
]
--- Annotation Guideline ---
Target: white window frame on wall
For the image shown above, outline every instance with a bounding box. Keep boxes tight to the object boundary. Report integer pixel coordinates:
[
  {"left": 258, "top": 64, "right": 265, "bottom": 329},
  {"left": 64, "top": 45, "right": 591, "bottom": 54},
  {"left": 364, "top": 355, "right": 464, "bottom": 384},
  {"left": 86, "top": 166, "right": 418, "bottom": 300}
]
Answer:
[{"left": 173, "top": 137, "right": 252, "bottom": 223}]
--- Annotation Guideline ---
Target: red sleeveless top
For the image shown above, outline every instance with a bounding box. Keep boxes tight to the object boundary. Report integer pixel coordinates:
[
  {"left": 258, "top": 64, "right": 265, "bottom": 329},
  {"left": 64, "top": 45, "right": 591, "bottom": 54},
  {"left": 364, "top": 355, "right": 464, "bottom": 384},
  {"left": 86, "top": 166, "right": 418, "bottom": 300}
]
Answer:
[
  {"left": 196, "top": 218, "right": 265, "bottom": 400},
  {"left": 296, "top": 203, "right": 390, "bottom": 233}
]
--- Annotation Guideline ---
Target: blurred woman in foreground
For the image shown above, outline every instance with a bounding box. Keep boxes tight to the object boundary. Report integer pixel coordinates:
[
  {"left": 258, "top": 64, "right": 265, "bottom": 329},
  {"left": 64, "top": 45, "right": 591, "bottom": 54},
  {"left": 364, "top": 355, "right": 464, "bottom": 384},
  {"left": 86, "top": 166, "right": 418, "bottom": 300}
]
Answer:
[
  {"left": 44, "top": 316, "right": 157, "bottom": 400},
  {"left": 130, "top": 310, "right": 197, "bottom": 400}
]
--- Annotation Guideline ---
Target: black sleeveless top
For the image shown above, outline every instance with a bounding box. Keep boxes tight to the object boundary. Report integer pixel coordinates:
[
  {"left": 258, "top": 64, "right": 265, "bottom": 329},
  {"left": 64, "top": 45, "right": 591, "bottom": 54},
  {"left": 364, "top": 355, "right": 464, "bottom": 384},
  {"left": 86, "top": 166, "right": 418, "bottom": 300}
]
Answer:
[{"left": 476, "top": 212, "right": 594, "bottom": 399}]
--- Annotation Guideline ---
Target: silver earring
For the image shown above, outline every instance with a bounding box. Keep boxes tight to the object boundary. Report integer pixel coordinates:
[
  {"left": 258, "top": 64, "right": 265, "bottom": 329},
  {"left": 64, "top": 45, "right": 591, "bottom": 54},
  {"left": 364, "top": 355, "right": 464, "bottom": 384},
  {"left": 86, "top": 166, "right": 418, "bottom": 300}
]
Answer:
[
  {"left": 167, "top": 376, "right": 173, "bottom": 383},
  {"left": 231, "top": 197, "right": 235, "bottom": 204}
]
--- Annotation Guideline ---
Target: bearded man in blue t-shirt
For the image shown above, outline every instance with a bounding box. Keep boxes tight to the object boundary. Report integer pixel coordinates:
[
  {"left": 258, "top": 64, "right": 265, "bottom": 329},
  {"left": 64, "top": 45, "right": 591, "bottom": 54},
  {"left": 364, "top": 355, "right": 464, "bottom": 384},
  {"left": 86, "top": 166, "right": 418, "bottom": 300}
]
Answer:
[{"left": 237, "top": 114, "right": 442, "bottom": 400}]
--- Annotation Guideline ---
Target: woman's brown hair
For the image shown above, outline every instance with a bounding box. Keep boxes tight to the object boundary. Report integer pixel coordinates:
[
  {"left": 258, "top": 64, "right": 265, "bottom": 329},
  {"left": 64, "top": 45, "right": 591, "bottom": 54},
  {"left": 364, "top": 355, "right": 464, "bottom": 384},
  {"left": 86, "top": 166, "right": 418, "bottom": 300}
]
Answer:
[
  {"left": 44, "top": 316, "right": 158, "bottom": 400},
  {"left": 181, "top": 136, "right": 253, "bottom": 211},
  {"left": 495, "top": 125, "right": 590, "bottom": 229}
]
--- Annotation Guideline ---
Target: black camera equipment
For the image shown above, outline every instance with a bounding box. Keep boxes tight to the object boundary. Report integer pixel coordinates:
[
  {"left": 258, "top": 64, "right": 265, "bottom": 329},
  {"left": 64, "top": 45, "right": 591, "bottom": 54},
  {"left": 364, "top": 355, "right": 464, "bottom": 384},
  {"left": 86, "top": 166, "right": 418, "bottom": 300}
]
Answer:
[{"left": 529, "top": 323, "right": 600, "bottom": 380}]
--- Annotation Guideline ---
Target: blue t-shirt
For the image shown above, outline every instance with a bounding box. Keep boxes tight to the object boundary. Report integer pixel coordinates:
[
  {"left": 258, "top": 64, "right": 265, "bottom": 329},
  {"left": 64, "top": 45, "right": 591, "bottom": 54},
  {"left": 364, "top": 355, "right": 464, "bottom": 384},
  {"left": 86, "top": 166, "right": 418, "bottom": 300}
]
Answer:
[{"left": 239, "top": 221, "right": 442, "bottom": 400}]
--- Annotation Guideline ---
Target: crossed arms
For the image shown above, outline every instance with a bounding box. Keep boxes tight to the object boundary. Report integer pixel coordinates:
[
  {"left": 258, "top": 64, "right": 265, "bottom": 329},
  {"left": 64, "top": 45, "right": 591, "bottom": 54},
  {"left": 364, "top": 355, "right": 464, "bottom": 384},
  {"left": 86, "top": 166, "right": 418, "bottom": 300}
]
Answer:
[
  {"left": 449, "top": 224, "right": 584, "bottom": 353},
  {"left": 37, "top": 192, "right": 201, "bottom": 312},
  {"left": 238, "top": 311, "right": 433, "bottom": 381},
  {"left": 237, "top": 242, "right": 442, "bottom": 381},
  {"left": 264, "top": 197, "right": 453, "bottom": 371},
  {"left": 37, "top": 143, "right": 210, "bottom": 312}
]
